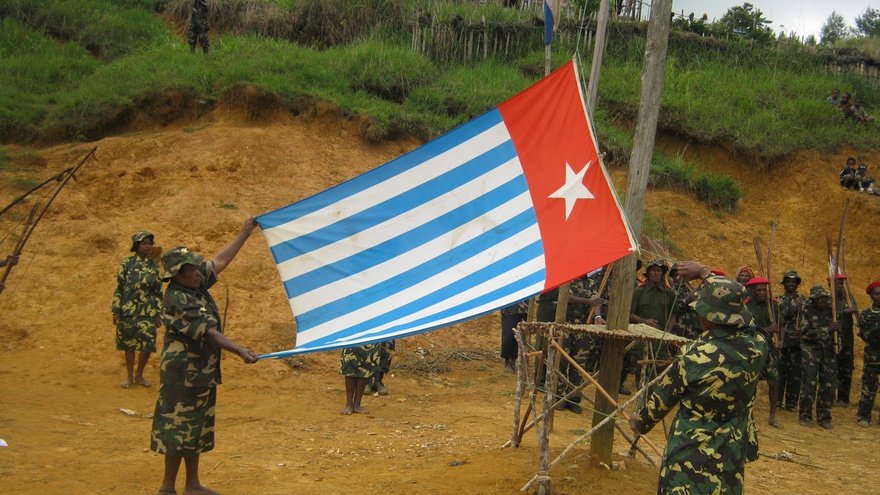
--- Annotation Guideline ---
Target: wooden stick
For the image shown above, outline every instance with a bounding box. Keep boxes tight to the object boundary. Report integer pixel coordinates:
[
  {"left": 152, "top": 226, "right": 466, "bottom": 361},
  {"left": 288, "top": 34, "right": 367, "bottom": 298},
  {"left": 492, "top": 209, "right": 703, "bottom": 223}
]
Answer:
[
  {"left": 521, "top": 363, "right": 675, "bottom": 492},
  {"left": 826, "top": 234, "right": 840, "bottom": 354},
  {"left": 586, "top": 263, "right": 614, "bottom": 323},
  {"left": 511, "top": 326, "right": 527, "bottom": 448},
  {"left": 766, "top": 215, "right": 779, "bottom": 326}
]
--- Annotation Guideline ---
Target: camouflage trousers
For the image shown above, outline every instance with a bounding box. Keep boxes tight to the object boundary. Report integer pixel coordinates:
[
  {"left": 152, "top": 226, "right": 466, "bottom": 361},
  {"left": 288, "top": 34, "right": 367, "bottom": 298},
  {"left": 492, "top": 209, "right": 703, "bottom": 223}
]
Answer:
[
  {"left": 115, "top": 318, "right": 157, "bottom": 352},
  {"left": 779, "top": 344, "right": 802, "bottom": 409},
  {"left": 187, "top": 24, "right": 209, "bottom": 52},
  {"left": 556, "top": 333, "right": 600, "bottom": 405},
  {"left": 151, "top": 385, "right": 216, "bottom": 456},
  {"left": 799, "top": 341, "right": 837, "bottom": 422},
  {"left": 857, "top": 355, "right": 880, "bottom": 422},
  {"left": 340, "top": 343, "right": 379, "bottom": 378},
  {"left": 836, "top": 346, "right": 854, "bottom": 403}
]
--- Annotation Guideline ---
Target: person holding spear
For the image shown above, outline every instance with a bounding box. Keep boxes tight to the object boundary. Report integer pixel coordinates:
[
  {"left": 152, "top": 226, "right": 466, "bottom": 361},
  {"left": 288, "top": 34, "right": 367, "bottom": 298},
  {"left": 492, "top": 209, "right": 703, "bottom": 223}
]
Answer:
[
  {"left": 744, "top": 277, "right": 782, "bottom": 428},
  {"left": 798, "top": 286, "right": 839, "bottom": 429}
]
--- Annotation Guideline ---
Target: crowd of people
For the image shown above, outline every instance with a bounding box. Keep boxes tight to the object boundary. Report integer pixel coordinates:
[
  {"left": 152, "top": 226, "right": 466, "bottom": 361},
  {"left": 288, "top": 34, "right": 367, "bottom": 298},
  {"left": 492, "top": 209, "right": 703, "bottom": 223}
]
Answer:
[
  {"left": 500, "top": 257, "right": 880, "bottom": 491},
  {"left": 828, "top": 88, "right": 875, "bottom": 123}
]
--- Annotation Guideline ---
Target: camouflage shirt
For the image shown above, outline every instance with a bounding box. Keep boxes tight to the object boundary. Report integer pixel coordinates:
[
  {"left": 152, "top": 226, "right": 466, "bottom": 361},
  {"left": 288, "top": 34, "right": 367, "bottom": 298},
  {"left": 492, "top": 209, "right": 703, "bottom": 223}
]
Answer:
[
  {"left": 778, "top": 292, "right": 804, "bottom": 347},
  {"left": 859, "top": 305, "right": 880, "bottom": 363},
  {"left": 191, "top": 0, "right": 209, "bottom": 31},
  {"left": 159, "top": 261, "right": 222, "bottom": 387},
  {"left": 111, "top": 255, "right": 162, "bottom": 321},
  {"left": 633, "top": 325, "right": 769, "bottom": 495},
  {"left": 799, "top": 302, "right": 834, "bottom": 343}
]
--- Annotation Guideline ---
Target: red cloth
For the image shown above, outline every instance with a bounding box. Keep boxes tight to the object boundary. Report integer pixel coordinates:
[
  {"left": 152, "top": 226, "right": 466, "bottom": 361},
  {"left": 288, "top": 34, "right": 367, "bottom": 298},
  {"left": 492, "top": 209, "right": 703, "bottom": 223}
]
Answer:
[
  {"left": 745, "top": 276, "right": 770, "bottom": 286},
  {"left": 867, "top": 281, "right": 880, "bottom": 295}
]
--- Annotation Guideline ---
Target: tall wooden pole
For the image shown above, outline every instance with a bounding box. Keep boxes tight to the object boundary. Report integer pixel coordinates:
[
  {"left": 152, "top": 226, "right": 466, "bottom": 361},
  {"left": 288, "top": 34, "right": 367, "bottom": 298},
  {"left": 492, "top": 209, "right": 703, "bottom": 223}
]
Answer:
[
  {"left": 587, "top": 0, "right": 611, "bottom": 112},
  {"left": 589, "top": 0, "right": 673, "bottom": 465}
]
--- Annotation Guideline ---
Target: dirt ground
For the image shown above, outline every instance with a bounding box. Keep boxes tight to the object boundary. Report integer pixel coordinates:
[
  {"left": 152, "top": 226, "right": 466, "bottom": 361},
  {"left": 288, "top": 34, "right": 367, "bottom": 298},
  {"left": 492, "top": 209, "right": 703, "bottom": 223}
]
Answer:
[{"left": 1, "top": 103, "right": 879, "bottom": 494}]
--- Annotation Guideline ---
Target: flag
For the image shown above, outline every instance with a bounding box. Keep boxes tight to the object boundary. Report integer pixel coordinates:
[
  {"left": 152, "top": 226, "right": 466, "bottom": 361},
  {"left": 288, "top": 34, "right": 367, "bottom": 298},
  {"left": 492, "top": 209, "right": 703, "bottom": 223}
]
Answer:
[
  {"left": 257, "top": 60, "right": 636, "bottom": 358},
  {"left": 544, "top": 0, "right": 561, "bottom": 45}
]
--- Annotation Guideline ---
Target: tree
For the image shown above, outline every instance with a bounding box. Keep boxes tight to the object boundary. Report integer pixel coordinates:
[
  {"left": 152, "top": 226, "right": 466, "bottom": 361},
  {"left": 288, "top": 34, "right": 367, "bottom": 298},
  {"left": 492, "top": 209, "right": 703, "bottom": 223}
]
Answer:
[
  {"left": 711, "top": 2, "right": 774, "bottom": 42},
  {"left": 820, "top": 11, "right": 849, "bottom": 44},
  {"left": 855, "top": 7, "right": 880, "bottom": 37}
]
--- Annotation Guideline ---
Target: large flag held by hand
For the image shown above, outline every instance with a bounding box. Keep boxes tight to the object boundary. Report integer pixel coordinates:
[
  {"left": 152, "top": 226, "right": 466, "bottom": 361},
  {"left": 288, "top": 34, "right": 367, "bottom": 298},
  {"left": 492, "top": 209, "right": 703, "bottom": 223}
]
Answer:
[{"left": 257, "top": 60, "right": 636, "bottom": 357}]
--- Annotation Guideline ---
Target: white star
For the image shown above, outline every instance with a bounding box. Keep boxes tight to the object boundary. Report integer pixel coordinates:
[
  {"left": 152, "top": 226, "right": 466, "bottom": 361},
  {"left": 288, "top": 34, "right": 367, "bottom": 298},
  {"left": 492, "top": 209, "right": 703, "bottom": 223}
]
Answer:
[{"left": 548, "top": 161, "right": 594, "bottom": 220}]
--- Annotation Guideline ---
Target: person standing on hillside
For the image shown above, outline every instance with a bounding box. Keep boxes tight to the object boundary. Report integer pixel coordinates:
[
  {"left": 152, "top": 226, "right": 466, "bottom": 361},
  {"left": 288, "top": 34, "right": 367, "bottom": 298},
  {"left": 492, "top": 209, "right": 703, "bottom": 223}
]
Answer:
[
  {"left": 798, "top": 286, "right": 838, "bottom": 429},
  {"left": 340, "top": 343, "right": 379, "bottom": 415},
  {"left": 630, "top": 263, "right": 768, "bottom": 495},
  {"left": 744, "top": 277, "right": 782, "bottom": 428},
  {"left": 857, "top": 281, "right": 880, "bottom": 427},
  {"left": 778, "top": 271, "right": 805, "bottom": 411},
  {"left": 151, "top": 219, "right": 260, "bottom": 495},
  {"left": 499, "top": 299, "right": 529, "bottom": 372},
  {"left": 188, "top": 0, "right": 210, "bottom": 54},
  {"left": 626, "top": 260, "right": 677, "bottom": 394},
  {"left": 112, "top": 230, "right": 163, "bottom": 389},
  {"left": 365, "top": 340, "right": 395, "bottom": 395},
  {"left": 831, "top": 274, "right": 857, "bottom": 406}
]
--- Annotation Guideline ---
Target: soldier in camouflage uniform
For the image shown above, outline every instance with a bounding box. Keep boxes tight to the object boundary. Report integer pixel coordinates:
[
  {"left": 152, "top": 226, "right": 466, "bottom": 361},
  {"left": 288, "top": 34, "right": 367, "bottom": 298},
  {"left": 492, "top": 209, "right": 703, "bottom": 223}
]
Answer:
[
  {"left": 670, "top": 265, "right": 700, "bottom": 340},
  {"left": 777, "top": 271, "right": 805, "bottom": 411},
  {"left": 557, "top": 273, "right": 605, "bottom": 413},
  {"left": 112, "top": 230, "right": 162, "bottom": 389},
  {"left": 499, "top": 299, "right": 529, "bottom": 372},
  {"left": 856, "top": 281, "right": 880, "bottom": 426},
  {"left": 364, "top": 340, "right": 395, "bottom": 395},
  {"left": 340, "top": 343, "right": 380, "bottom": 414},
  {"left": 626, "top": 260, "right": 677, "bottom": 395},
  {"left": 151, "top": 219, "right": 260, "bottom": 495},
  {"left": 188, "top": 0, "right": 210, "bottom": 54},
  {"left": 744, "top": 276, "right": 782, "bottom": 427},
  {"left": 798, "top": 285, "right": 839, "bottom": 429},
  {"left": 630, "top": 262, "right": 768, "bottom": 495},
  {"left": 831, "top": 274, "right": 857, "bottom": 405}
]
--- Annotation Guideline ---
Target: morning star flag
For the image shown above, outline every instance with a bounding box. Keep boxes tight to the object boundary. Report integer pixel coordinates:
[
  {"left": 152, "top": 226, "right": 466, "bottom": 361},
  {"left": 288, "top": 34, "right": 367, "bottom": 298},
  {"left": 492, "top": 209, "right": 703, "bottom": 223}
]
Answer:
[{"left": 257, "top": 60, "right": 636, "bottom": 357}]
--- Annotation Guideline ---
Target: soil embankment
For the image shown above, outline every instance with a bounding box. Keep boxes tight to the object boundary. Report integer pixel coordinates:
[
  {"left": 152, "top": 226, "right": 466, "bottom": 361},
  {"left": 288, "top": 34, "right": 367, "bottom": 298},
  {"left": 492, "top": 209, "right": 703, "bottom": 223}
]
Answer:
[{"left": 0, "top": 104, "right": 878, "bottom": 494}]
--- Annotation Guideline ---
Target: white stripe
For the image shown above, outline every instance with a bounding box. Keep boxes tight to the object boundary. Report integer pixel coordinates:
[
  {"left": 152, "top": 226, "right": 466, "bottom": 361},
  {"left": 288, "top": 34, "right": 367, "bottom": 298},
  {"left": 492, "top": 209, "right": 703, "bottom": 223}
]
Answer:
[
  {"left": 292, "top": 187, "right": 533, "bottom": 315},
  {"left": 276, "top": 156, "right": 527, "bottom": 285},
  {"left": 262, "top": 122, "right": 512, "bottom": 249},
  {"left": 329, "top": 256, "right": 546, "bottom": 346},
  {"left": 294, "top": 225, "right": 544, "bottom": 347}
]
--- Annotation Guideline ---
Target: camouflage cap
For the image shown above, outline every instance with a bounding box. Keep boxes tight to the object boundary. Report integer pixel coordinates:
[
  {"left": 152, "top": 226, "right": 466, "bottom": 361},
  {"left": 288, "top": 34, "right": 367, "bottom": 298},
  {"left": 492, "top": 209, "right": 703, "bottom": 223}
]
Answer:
[
  {"left": 809, "top": 285, "right": 831, "bottom": 300},
  {"left": 780, "top": 270, "right": 801, "bottom": 283},
  {"left": 692, "top": 275, "right": 753, "bottom": 327},
  {"left": 130, "top": 229, "right": 154, "bottom": 252},
  {"left": 161, "top": 246, "right": 203, "bottom": 278}
]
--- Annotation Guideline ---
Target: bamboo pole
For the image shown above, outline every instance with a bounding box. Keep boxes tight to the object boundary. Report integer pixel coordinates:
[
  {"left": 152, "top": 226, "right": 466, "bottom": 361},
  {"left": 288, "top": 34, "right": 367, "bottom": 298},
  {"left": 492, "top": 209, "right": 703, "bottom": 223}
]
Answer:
[
  {"left": 523, "top": 363, "right": 674, "bottom": 492},
  {"left": 511, "top": 325, "right": 528, "bottom": 448},
  {"left": 536, "top": 332, "right": 559, "bottom": 495},
  {"left": 587, "top": 0, "right": 611, "bottom": 111},
  {"left": 590, "top": 0, "right": 673, "bottom": 465}
]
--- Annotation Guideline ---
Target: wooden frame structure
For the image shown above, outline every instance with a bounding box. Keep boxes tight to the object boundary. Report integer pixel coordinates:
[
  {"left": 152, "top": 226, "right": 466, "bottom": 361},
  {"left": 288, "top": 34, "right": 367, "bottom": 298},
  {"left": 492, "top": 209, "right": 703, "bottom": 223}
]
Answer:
[{"left": 505, "top": 321, "right": 690, "bottom": 494}]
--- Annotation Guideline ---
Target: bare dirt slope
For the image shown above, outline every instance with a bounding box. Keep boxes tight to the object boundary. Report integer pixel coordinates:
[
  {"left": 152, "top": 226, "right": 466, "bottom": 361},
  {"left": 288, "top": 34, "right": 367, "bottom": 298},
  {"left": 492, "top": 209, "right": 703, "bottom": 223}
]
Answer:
[{"left": 1, "top": 105, "right": 879, "bottom": 495}]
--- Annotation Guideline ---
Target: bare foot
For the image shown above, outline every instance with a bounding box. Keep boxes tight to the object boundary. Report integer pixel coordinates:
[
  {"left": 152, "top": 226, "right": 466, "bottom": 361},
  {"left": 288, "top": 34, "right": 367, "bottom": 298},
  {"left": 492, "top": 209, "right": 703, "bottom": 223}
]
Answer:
[
  {"left": 134, "top": 376, "right": 152, "bottom": 388},
  {"left": 353, "top": 406, "right": 369, "bottom": 414},
  {"left": 768, "top": 415, "right": 782, "bottom": 428},
  {"left": 340, "top": 406, "right": 353, "bottom": 415},
  {"left": 121, "top": 378, "right": 132, "bottom": 389},
  {"left": 183, "top": 486, "right": 220, "bottom": 495}
]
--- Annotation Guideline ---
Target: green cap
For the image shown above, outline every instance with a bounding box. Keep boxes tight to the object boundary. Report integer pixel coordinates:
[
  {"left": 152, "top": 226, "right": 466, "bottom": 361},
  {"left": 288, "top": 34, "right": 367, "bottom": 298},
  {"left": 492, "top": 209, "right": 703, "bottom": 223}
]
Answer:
[
  {"left": 161, "top": 246, "right": 203, "bottom": 279},
  {"left": 809, "top": 285, "right": 831, "bottom": 300},
  {"left": 130, "top": 230, "right": 154, "bottom": 252},
  {"left": 781, "top": 270, "right": 801, "bottom": 283},
  {"left": 643, "top": 259, "right": 669, "bottom": 276},
  {"left": 693, "top": 275, "right": 753, "bottom": 327}
]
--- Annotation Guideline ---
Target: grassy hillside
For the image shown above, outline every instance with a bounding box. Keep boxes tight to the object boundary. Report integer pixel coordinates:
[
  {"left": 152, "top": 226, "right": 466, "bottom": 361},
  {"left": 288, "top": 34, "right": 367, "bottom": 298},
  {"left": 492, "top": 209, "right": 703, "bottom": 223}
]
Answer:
[{"left": 1, "top": 0, "right": 878, "bottom": 208}]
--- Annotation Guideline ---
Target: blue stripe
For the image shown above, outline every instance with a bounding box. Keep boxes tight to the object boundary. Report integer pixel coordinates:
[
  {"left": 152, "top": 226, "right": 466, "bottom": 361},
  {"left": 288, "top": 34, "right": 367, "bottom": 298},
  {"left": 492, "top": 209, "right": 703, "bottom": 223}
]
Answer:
[
  {"left": 303, "top": 266, "right": 547, "bottom": 350},
  {"left": 269, "top": 139, "right": 518, "bottom": 266},
  {"left": 295, "top": 209, "right": 540, "bottom": 330},
  {"left": 282, "top": 172, "right": 530, "bottom": 298},
  {"left": 256, "top": 109, "right": 505, "bottom": 230},
  {"left": 544, "top": 0, "right": 554, "bottom": 45}
]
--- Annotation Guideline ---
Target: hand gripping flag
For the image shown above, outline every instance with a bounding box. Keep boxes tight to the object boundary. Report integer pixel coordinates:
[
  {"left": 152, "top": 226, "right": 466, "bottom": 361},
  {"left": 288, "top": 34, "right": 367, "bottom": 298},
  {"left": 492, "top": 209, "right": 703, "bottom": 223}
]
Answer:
[{"left": 257, "top": 59, "right": 636, "bottom": 357}]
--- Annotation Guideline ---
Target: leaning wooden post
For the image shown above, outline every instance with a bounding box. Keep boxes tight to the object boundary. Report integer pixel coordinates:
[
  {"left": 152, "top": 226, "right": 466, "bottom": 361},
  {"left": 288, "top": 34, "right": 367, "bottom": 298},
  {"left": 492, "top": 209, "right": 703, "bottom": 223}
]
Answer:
[
  {"left": 536, "top": 328, "right": 560, "bottom": 495},
  {"left": 511, "top": 325, "right": 528, "bottom": 448},
  {"left": 586, "top": 0, "right": 611, "bottom": 112},
  {"left": 589, "top": 0, "right": 673, "bottom": 465}
]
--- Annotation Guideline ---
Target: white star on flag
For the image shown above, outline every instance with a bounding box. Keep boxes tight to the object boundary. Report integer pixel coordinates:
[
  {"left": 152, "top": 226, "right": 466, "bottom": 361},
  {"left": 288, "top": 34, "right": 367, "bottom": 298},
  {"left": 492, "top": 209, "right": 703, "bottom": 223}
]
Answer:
[{"left": 548, "top": 161, "right": 594, "bottom": 220}]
